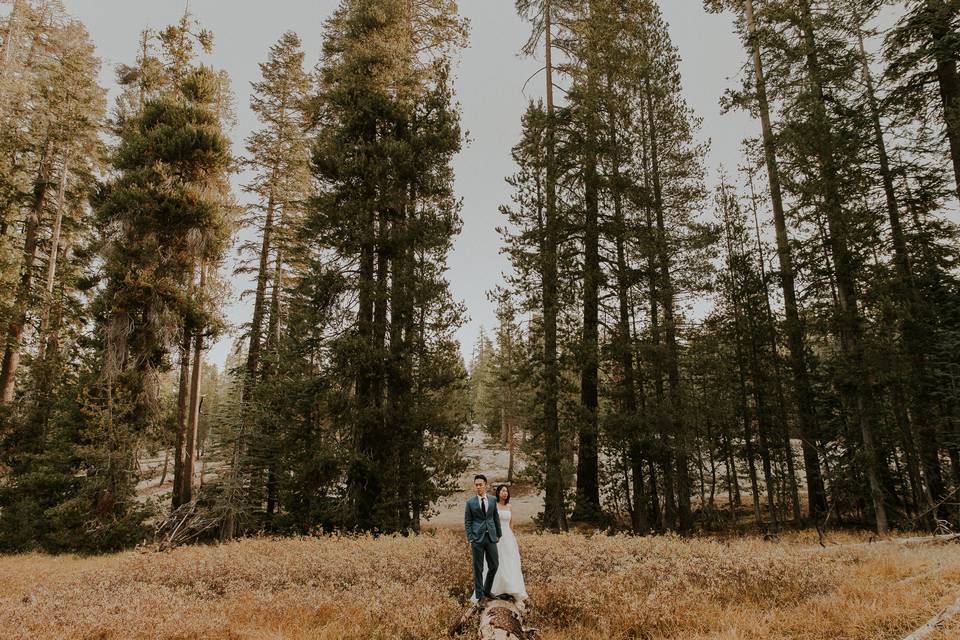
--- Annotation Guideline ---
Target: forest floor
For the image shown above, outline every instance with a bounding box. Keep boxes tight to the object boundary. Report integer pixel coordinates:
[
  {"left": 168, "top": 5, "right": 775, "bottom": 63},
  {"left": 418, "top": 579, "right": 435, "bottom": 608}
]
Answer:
[
  {"left": 1, "top": 529, "right": 959, "bottom": 639},
  {"left": 18, "top": 429, "right": 948, "bottom": 638}
]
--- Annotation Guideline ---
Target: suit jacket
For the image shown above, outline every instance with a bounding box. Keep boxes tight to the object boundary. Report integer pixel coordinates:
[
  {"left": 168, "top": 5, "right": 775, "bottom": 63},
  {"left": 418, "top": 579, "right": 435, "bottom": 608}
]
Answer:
[{"left": 464, "top": 494, "right": 502, "bottom": 544}]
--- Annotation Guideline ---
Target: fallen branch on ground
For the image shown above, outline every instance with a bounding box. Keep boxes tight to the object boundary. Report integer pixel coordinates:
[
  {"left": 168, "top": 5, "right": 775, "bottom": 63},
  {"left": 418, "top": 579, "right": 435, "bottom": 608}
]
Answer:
[{"left": 901, "top": 594, "right": 960, "bottom": 640}]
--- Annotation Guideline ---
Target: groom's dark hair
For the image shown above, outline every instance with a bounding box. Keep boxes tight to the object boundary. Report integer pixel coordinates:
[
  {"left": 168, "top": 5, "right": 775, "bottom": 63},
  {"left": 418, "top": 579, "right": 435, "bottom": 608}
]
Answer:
[{"left": 474, "top": 474, "right": 487, "bottom": 483}]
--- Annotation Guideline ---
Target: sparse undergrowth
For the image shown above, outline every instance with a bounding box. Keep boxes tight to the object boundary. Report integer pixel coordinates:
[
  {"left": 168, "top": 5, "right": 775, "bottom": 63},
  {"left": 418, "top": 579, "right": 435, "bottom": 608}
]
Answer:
[{"left": 0, "top": 530, "right": 958, "bottom": 639}]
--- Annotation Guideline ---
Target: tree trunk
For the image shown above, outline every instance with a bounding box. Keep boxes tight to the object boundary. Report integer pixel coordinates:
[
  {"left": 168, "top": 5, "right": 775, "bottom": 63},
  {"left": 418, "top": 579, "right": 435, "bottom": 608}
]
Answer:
[
  {"left": 608, "top": 95, "right": 647, "bottom": 532},
  {"left": 263, "top": 239, "right": 284, "bottom": 376},
  {"left": 36, "top": 156, "right": 68, "bottom": 364},
  {"left": 798, "top": 0, "right": 888, "bottom": 534},
  {"left": 172, "top": 319, "right": 192, "bottom": 509},
  {"left": 182, "top": 262, "right": 205, "bottom": 506},
  {"left": 923, "top": 0, "right": 960, "bottom": 202},
  {"left": 159, "top": 449, "right": 169, "bottom": 487},
  {"left": 478, "top": 600, "right": 532, "bottom": 640},
  {"left": 0, "top": 140, "right": 54, "bottom": 403},
  {"left": 747, "top": 172, "right": 802, "bottom": 522},
  {"left": 349, "top": 194, "right": 378, "bottom": 527},
  {"left": 724, "top": 431, "right": 742, "bottom": 514},
  {"left": 859, "top": 26, "right": 943, "bottom": 524},
  {"left": 637, "top": 104, "right": 670, "bottom": 530},
  {"left": 574, "top": 0, "right": 602, "bottom": 524},
  {"left": 507, "top": 417, "right": 515, "bottom": 484},
  {"left": 388, "top": 193, "right": 414, "bottom": 530},
  {"left": 644, "top": 76, "right": 691, "bottom": 533},
  {"left": 722, "top": 187, "right": 763, "bottom": 526},
  {"left": 243, "top": 190, "right": 276, "bottom": 400},
  {"left": 742, "top": 0, "right": 827, "bottom": 519},
  {"left": 730, "top": 180, "right": 780, "bottom": 528},
  {"left": 541, "top": 0, "right": 566, "bottom": 532}
]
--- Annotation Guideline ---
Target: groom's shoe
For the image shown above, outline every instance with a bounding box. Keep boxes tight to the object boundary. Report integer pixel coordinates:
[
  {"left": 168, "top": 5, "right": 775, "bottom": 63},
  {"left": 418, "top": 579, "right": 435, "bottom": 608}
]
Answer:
[{"left": 477, "top": 595, "right": 492, "bottom": 607}]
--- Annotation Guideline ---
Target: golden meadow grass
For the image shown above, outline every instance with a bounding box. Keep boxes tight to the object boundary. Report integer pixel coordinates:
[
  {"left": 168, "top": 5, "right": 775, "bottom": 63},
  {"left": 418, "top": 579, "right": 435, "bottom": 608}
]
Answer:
[{"left": 1, "top": 530, "right": 958, "bottom": 639}]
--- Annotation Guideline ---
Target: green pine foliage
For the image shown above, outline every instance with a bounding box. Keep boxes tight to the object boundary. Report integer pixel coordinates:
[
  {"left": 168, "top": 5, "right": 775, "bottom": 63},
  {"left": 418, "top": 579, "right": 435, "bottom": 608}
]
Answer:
[{"left": 4, "top": 0, "right": 960, "bottom": 552}]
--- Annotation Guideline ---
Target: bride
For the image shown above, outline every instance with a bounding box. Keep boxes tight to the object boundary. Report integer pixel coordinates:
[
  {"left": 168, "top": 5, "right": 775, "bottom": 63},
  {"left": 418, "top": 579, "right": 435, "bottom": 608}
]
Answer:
[{"left": 472, "top": 484, "right": 528, "bottom": 609}]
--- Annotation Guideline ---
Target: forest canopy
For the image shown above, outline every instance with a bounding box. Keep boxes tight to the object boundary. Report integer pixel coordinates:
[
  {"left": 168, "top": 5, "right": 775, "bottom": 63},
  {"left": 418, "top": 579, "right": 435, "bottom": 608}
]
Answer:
[{"left": 1, "top": 0, "right": 959, "bottom": 552}]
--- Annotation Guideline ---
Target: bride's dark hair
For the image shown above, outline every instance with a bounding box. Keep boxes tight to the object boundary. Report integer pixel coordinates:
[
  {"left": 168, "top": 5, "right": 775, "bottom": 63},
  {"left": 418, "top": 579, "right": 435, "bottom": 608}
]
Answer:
[{"left": 495, "top": 484, "right": 510, "bottom": 504}]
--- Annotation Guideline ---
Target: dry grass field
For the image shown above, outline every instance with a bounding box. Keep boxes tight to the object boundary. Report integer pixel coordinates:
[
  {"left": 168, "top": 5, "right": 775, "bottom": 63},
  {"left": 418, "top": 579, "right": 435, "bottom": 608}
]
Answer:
[{"left": 1, "top": 530, "right": 958, "bottom": 640}]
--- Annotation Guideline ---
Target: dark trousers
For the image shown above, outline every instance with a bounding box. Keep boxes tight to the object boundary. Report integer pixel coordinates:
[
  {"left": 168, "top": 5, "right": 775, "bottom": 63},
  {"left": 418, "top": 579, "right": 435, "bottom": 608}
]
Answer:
[{"left": 471, "top": 534, "right": 499, "bottom": 599}]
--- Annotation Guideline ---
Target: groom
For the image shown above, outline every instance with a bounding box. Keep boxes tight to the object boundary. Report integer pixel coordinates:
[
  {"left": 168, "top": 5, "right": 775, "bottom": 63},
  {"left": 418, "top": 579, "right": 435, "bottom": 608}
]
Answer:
[{"left": 464, "top": 474, "right": 501, "bottom": 606}]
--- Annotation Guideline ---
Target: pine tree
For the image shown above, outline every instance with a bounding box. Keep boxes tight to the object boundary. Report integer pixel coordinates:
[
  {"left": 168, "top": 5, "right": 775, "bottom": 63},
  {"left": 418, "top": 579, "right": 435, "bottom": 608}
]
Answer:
[
  {"left": 514, "top": 0, "right": 574, "bottom": 532},
  {"left": 292, "top": 0, "right": 468, "bottom": 533},
  {"left": 706, "top": 0, "right": 829, "bottom": 520},
  {"left": 94, "top": 12, "right": 234, "bottom": 513},
  {"left": 232, "top": 30, "right": 312, "bottom": 527},
  {"left": 0, "top": 4, "right": 104, "bottom": 405},
  {"left": 885, "top": 0, "right": 960, "bottom": 202}
]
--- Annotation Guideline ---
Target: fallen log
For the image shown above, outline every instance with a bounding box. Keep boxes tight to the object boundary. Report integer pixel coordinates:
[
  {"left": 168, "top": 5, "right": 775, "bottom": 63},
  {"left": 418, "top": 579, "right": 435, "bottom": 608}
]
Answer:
[
  {"left": 447, "top": 597, "right": 537, "bottom": 639},
  {"left": 448, "top": 603, "right": 479, "bottom": 637},
  {"left": 901, "top": 594, "right": 960, "bottom": 640},
  {"left": 478, "top": 598, "right": 536, "bottom": 639},
  {"left": 824, "top": 534, "right": 960, "bottom": 552}
]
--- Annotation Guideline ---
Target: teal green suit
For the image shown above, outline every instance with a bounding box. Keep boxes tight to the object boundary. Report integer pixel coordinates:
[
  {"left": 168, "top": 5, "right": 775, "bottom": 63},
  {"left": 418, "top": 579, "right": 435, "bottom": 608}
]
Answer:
[{"left": 465, "top": 494, "right": 501, "bottom": 599}]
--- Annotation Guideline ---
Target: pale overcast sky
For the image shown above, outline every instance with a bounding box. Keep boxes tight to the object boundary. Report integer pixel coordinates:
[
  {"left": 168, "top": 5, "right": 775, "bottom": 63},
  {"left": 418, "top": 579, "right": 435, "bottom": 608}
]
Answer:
[{"left": 58, "top": 0, "right": 752, "bottom": 368}]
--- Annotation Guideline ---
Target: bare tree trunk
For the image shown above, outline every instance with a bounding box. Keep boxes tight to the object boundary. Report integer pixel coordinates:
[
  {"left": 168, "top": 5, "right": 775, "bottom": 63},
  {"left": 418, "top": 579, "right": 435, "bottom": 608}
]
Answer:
[
  {"left": 637, "top": 86, "right": 671, "bottom": 532},
  {"left": 607, "top": 81, "right": 647, "bottom": 533},
  {"left": 924, "top": 0, "right": 960, "bottom": 202},
  {"left": 348, "top": 191, "right": 378, "bottom": 526},
  {"left": 541, "top": 0, "right": 567, "bottom": 532},
  {"left": 249, "top": 189, "right": 279, "bottom": 523},
  {"left": 507, "top": 417, "right": 514, "bottom": 484},
  {"left": 720, "top": 179, "right": 767, "bottom": 528},
  {"left": 724, "top": 234, "right": 763, "bottom": 526},
  {"left": 243, "top": 191, "right": 276, "bottom": 399},
  {"left": 574, "top": 1, "right": 602, "bottom": 524},
  {"left": 182, "top": 263, "right": 205, "bottom": 505},
  {"left": 172, "top": 268, "right": 195, "bottom": 509},
  {"left": 478, "top": 600, "right": 531, "bottom": 640},
  {"left": 36, "top": 156, "right": 69, "bottom": 364}
]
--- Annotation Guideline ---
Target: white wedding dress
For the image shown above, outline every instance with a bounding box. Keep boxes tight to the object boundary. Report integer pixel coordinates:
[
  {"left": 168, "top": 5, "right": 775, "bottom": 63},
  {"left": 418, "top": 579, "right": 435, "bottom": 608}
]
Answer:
[{"left": 471, "top": 507, "right": 528, "bottom": 608}]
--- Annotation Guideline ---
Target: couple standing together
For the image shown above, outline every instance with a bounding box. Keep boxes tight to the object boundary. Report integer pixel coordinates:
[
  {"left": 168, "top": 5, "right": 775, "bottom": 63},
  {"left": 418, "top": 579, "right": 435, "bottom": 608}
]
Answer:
[{"left": 463, "top": 474, "right": 528, "bottom": 609}]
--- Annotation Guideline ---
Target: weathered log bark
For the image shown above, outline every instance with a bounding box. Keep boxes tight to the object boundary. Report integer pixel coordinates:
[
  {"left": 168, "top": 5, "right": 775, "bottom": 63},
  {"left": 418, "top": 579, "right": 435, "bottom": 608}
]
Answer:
[
  {"left": 448, "top": 599, "right": 536, "bottom": 639},
  {"left": 479, "top": 600, "right": 534, "bottom": 639}
]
